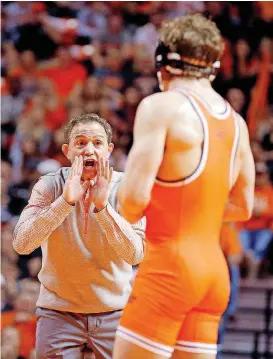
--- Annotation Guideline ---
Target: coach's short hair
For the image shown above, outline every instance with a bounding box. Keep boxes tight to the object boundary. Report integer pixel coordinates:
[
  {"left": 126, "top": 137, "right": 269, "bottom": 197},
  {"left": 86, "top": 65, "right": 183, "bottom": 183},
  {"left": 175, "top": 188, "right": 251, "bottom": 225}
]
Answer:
[{"left": 63, "top": 113, "right": 113, "bottom": 144}]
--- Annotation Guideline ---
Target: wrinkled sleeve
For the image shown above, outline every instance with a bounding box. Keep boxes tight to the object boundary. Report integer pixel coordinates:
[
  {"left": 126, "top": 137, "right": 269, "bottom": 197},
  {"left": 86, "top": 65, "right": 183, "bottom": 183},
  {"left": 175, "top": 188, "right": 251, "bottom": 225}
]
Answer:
[
  {"left": 95, "top": 203, "right": 146, "bottom": 266},
  {"left": 13, "top": 178, "right": 73, "bottom": 255}
]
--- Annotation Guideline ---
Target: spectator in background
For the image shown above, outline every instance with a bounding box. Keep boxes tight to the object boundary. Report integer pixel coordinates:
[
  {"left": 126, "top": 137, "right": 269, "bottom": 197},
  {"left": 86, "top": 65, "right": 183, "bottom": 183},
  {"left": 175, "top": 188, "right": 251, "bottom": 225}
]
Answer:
[
  {"left": 1, "top": 158, "right": 14, "bottom": 222},
  {"left": 261, "top": 110, "right": 273, "bottom": 182},
  {"left": 15, "top": 50, "right": 41, "bottom": 99},
  {"left": 132, "top": 50, "right": 157, "bottom": 96},
  {"left": 121, "top": 1, "right": 149, "bottom": 31},
  {"left": 19, "top": 278, "right": 40, "bottom": 299},
  {"left": 235, "top": 39, "right": 260, "bottom": 79},
  {"left": 94, "top": 48, "right": 125, "bottom": 92},
  {"left": 82, "top": 76, "right": 103, "bottom": 103},
  {"left": 77, "top": 1, "right": 109, "bottom": 40},
  {"left": 2, "top": 225, "right": 19, "bottom": 267},
  {"left": 36, "top": 158, "right": 61, "bottom": 176},
  {"left": 1, "top": 326, "right": 21, "bottom": 359},
  {"left": 10, "top": 132, "right": 44, "bottom": 185},
  {"left": 251, "top": 139, "right": 265, "bottom": 163},
  {"left": 1, "top": 74, "right": 26, "bottom": 137},
  {"left": 1, "top": 274, "right": 14, "bottom": 313},
  {"left": 240, "top": 163, "right": 273, "bottom": 281},
  {"left": 1, "top": 291, "right": 37, "bottom": 359},
  {"left": 226, "top": 88, "right": 246, "bottom": 116},
  {"left": 2, "top": 42, "right": 21, "bottom": 77},
  {"left": 98, "top": 12, "right": 132, "bottom": 44},
  {"left": 2, "top": 222, "right": 42, "bottom": 286},
  {"left": 46, "top": 1, "right": 78, "bottom": 19},
  {"left": 14, "top": 5, "right": 57, "bottom": 61},
  {"left": 1, "top": 256, "right": 20, "bottom": 313},
  {"left": 204, "top": 1, "right": 223, "bottom": 19},
  {"left": 39, "top": 45, "right": 87, "bottom": 128},
  {"left": 110, "top": 146, "right": 128, "bottom": 172},
  {"left": 3, "top": 1, "right": 32, "bottom": 36},
  {"left": 164, "top": 1, "right": 205, "bottom": 18},
  {"left": 119, "top": 86, "right": 142, "bottom": 126},
  {"left": 134, "top": 9, "right": 165, "bottom": 58}
]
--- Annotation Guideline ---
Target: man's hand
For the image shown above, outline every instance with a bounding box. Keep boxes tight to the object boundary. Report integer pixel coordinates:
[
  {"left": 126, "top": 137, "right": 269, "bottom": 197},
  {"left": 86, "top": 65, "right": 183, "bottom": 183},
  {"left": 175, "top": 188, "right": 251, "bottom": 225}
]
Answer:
[
  {"left": 90, "top": 157, "right": 113, "bottom": 211},
  {"left": 63, "top": 156, "right": 90, "bottom": 205}
]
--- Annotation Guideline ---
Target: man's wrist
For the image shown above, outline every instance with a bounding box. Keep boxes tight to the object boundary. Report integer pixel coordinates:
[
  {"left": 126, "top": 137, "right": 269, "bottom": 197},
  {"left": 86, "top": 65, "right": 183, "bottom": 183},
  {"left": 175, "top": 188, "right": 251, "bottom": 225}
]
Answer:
[{"left": 94, "top": 202, "right": 108, "bottom": 212}]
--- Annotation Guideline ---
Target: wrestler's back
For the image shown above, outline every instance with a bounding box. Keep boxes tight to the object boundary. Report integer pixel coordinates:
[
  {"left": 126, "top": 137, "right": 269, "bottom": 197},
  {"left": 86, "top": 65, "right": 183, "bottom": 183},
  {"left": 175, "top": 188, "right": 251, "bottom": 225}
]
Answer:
[
  {"left": 157, "top": 86, "right": 240, "bottom": 186},
  {"left": 145, "top": 85, "right": 241, "bottom": 244}
]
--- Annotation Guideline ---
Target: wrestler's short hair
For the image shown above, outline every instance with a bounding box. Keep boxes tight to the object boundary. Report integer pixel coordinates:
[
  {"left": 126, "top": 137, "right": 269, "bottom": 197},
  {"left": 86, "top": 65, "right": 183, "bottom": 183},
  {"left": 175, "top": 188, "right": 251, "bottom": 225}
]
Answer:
[
  {"left": 64, "top": 113, "right": 113, "bottom": 144},
  {"left": 160, "top": 14, "right": 224, "bottom": 66},
  {"left": 155, "top": 14, "right": 224, "bottom": 79}
]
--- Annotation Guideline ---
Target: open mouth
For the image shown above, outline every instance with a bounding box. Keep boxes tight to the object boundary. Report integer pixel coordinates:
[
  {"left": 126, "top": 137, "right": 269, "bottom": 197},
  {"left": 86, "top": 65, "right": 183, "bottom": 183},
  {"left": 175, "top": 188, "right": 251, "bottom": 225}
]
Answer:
[{"left": 84, "top": 159, "right": 96, "bottom": 169}]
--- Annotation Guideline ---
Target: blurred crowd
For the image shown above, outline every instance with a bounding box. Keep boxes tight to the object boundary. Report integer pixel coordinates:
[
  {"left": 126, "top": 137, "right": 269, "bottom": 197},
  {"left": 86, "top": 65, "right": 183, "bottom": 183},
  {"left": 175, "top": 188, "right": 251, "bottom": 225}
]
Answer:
[{"left": 1, "top": 2, "right": 273, "bottom": 358}]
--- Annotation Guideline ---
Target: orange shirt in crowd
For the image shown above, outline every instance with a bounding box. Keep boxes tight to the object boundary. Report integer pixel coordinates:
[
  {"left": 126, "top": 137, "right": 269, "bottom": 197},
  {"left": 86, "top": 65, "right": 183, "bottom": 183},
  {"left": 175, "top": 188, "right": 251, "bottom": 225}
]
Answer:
[
  {"left": 1, "top": 77, "right": 10, "bottom": 95},
  {"left": 41, "top": 62, "right": 87, "bottom": 100},
  {"left": 221, "top": 39, "right": 234, "bottom": 79},
  {"left": 256, "top": 1, "right": 273, "bottom": 21},
  {"left": 243, "top": 184, "right": 273, "bottom": 231},
  {"left": 1, "top": 311, "right": 36, "bottom": 358},
  {"left": 8, "top": 66, "right": 44, "bottom": 79},
  {"left": 220, "top": 222, "right": 242, "bottom": 257},
  {"left": 39, "top": 63, "right": 87, "bottom": 130}
]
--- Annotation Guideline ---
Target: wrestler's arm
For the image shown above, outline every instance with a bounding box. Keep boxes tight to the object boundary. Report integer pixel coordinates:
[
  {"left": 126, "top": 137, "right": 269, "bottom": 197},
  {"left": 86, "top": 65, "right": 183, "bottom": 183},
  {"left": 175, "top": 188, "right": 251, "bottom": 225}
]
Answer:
[
  {"left": 118, "top": 93, "right": 170, "bottom": 223},
  {"left": 224, "top": 117, "right": 255, "bottom": 222}
]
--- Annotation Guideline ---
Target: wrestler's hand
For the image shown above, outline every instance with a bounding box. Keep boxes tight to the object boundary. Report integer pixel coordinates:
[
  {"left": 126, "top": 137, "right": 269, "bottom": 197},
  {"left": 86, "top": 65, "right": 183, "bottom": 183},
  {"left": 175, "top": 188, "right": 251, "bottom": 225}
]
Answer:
[
  {"left": 90, "top": 156, "right": 113, "bottom": 211},
  {"left": 63, "top": 156, "right": 90, "bottom": 205}
]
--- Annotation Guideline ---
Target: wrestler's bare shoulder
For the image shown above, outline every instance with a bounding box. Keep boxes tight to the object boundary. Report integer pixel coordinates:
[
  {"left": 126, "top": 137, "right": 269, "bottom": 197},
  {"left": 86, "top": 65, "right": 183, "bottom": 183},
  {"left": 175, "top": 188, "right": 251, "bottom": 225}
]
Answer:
[
  {"left": 142, "top": 91, "right": 187, "bottom": 107},
  {"left": 138, "top": 91, "right": 188, "bottom": 120}
]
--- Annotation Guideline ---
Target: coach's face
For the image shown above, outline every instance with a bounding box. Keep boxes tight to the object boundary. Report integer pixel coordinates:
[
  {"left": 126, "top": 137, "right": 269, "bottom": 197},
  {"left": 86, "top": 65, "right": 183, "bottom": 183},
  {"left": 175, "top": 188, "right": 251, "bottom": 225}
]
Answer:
[{"left": 62, "top": 122, "right": 114, "bottom": 180}]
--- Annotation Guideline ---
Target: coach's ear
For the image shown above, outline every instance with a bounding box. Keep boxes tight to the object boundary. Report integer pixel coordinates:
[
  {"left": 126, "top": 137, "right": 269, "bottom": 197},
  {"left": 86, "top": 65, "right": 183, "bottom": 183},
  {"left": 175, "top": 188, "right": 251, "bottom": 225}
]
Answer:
[
  {"left": 108, "top": 143, "right": 114, "bottom": 157},
  {"left": 62, "top": 144, "right": 69, "bottom": 159}
]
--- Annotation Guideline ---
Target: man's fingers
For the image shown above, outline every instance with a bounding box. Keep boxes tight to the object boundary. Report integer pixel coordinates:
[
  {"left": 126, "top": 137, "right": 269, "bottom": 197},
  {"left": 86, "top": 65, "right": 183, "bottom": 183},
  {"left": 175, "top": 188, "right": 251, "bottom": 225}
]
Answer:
[
  {"left": 98, "top": 157, "right": 102, "bottom": 177},
  {"left": 76, "top": 155, "right": 81, "bottom": 176},
  {"left": 72, "top": 156, "right": 83, "bottom": 178},
  {"left": 78, "top": 155, "right": 83, "bottom": 177},
  {"left": 101, "top": 157, "right": 106, "bottom": 177},
  {"left": 109, "top": 167, "right": 113, "bottom": 183},
  {"left": 71, "top": 157, "right": 78, "bottom": 177},
  {"left": 105, "top": 159, "right": 110, "bottom": 179}
]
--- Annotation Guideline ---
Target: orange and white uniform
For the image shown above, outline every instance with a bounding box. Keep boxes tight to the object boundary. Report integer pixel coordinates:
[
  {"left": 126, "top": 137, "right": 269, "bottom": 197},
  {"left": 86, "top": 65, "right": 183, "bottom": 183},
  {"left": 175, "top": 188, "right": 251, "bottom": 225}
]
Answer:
[{"left": 116, "top": 88, "right": 240, "bottom": 357}]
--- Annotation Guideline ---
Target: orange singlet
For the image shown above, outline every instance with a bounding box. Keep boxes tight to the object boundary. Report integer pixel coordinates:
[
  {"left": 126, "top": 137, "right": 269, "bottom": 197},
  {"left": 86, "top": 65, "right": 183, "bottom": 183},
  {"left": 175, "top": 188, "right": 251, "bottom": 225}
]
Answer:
[{"left": 116, "top": 88, "right": 240, "bottom": 357}]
